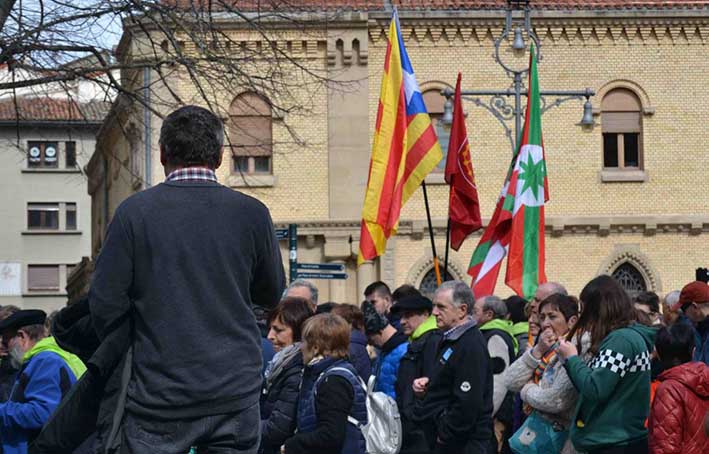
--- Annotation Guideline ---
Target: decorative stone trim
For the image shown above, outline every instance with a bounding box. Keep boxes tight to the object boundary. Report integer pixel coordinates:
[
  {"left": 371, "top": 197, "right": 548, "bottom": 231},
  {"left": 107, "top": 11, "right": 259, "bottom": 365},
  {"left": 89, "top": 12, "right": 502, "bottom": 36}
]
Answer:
[
  {"left": 597, "top": 245, "right": 662, "bottom": 292},
  {"left": 405, "top": 254, "right": 466, "bottom": 288},
  {"left": 592, "top": 79, "right": 655, "bottom": 116},
  {"left": 275, "top": 215, "right": 709, "bottom": 241}
]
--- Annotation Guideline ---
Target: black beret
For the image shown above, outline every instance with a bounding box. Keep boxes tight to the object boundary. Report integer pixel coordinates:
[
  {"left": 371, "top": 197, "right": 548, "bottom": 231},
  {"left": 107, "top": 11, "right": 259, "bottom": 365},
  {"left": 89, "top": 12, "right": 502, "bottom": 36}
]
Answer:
[
  {"left": 391, "top": 295, "right": 433, "bottom": 314},
  {"left": 0, "top": 309, "right": 46, "bottom": 333}
]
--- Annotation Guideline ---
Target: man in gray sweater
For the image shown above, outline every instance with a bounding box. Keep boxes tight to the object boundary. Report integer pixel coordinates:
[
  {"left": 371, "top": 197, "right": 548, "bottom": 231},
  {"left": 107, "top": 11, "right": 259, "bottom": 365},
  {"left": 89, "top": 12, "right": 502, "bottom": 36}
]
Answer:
[{"left": 90, "top": 105, "right": 285, "bottom": 453}]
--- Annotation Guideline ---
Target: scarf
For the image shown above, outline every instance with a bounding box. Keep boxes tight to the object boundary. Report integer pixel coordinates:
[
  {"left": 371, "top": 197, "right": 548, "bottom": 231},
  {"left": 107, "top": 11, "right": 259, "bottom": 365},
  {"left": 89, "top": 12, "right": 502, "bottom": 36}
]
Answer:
[{"left": 264, "top": 342, "right": 302, "bottom": 390}]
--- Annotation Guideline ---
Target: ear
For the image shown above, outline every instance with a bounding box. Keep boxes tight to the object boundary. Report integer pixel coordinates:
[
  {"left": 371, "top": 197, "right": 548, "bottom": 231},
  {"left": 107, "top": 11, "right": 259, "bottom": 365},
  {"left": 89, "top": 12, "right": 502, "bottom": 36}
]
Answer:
[
  {"left": 568, "top": 315, "right": 579, "bottom": 330},
  {"left": 215, "top": 146, "right": 224, "bottom": 170},
  {"left": 160, "top": 144, "right": 167, "bottom": 166}
]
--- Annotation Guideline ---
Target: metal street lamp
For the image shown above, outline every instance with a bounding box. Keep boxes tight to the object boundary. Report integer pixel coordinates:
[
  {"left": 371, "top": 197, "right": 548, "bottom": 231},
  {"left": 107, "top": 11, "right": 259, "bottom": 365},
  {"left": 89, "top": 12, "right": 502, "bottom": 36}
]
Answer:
[{"left": 441, "top": 0, "right": 595, "bottom": 154}]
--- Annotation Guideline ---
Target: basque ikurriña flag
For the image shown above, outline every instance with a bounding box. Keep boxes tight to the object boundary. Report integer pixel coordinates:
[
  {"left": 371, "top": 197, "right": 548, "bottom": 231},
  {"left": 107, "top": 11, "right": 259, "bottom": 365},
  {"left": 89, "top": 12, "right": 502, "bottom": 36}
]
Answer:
[
  {"left": 468, "top": 45, "right": 548, "bottom": 299},
  {"left": 357, "top": 11, "right": 443, "bottom": 265},
  {"left": 445, "top": 72, "right": 482, "bottom": 251}
]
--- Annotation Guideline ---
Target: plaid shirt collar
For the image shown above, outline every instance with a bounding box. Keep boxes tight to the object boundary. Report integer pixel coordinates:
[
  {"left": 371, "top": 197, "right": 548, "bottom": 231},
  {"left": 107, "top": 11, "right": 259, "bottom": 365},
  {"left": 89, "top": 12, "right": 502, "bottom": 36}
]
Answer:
[
  {"left": 443, "top": 317, "right": 477, "bottom": 341},
  {"left": 166, "top": 167, "right": 218, "bottom": 183}
]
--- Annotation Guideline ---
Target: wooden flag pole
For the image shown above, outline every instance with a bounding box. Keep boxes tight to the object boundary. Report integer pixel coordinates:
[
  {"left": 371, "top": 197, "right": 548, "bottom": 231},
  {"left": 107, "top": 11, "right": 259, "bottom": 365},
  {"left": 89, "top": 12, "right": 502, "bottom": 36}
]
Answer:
[{"left": 421, "top": 180, "right": 442, "bottom": 285}]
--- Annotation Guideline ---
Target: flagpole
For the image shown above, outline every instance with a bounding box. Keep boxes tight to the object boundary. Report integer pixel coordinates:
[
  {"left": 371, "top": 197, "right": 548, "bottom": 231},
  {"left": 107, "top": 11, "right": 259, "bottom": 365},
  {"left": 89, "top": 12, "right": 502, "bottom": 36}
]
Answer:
[
  {"left": 421, "top": 180, "right": 442, "bottom": 286},
  {"left": 444, "top": 217, "right": 451, "bottom": 280}
]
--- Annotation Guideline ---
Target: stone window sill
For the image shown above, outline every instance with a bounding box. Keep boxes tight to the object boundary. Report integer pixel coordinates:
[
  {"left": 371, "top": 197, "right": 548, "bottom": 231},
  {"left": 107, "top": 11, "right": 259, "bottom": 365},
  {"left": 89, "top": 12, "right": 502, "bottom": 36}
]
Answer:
[
  {"left": 22, "top": 230, "right": 83, "bottom": 235},
  {"left": 424, "top": 173, "right": 447, "bottom": 185},
  {"left": 600, "top": 169, "right": 648, "bottom": 183},
  {"left": 23, "top": 292, "right": 66, "bottom": 297},
  {"left": 227, "top": 174, "right": 277, "bottom": 188},
  {"left": 21, "top": 168, "right": 81, "bottom": 174}
]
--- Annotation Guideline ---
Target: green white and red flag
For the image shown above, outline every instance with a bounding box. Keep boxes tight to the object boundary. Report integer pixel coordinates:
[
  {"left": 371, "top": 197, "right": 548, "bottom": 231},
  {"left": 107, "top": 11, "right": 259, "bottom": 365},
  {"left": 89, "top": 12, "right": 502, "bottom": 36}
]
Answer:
[
  {"left": 501, "top": 45, "right": 548, "bottom": 298},
  {"left": 468, "top": 45, "right": 548, "bottom": 299}
]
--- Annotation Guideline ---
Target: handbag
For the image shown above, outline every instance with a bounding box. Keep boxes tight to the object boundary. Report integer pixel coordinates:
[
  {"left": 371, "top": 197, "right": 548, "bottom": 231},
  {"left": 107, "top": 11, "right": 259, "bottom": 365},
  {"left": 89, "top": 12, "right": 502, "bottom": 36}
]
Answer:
[{"left": 509, "top": 410, "right": 568, "bottom": 454}]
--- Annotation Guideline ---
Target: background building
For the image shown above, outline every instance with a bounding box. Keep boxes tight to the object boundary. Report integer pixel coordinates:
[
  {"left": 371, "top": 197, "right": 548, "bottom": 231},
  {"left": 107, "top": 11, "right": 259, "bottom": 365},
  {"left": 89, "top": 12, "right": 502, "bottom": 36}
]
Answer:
[
  {"left": 86, "top": 0, "right": 709, "bottom": 304},
  {"left": 0, "top": 63, "right": 111, "bottom": 311}
]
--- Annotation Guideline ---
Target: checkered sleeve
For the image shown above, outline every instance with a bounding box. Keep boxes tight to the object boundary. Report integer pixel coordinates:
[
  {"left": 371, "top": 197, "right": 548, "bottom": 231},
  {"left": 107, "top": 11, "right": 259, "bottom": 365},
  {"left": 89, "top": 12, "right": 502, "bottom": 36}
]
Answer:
[{"left": 564, "top": 334, "right": 642, "bottom": 404}]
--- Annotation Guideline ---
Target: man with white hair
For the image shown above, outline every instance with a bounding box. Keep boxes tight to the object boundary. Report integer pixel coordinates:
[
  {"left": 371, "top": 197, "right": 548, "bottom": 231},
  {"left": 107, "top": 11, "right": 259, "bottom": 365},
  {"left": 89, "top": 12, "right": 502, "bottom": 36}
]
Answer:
[
  {"left": 473, "top": 295, "right": 517, "bottom": 452},
  {"left": 283, "top": 279, "right": 318, "bottom": 311},
  {"left": 662, "top": 290, "right": 681, "bottom": 326},
  {"left": 412, "top": 281, "right": 493, "bottom": 453}
]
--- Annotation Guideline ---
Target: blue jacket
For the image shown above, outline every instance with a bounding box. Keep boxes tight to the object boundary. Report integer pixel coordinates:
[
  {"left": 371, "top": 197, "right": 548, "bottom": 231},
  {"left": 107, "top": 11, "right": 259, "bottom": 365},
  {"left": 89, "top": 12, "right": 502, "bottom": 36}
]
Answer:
[
  {"left": 290, "top": 357, "right": 367, "bottom": 454},
  {"left": 0, "top": 350, "right": 81, "bottom": 454},
  {"left": 677, "top": 314, "right": 709, "bottom": 365},
  {"left": 373, "top": 332, "right": 409, "bottom": 399},
  {"left": 349, "top": 330, "right": 372, "bottom": 381}
]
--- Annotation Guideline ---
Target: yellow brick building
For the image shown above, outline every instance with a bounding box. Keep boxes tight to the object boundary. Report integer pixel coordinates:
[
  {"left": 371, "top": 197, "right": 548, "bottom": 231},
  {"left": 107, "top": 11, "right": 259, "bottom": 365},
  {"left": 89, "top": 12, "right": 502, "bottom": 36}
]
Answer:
[{"left": 84, "top": 1, "right": 709, "bottom": 305}]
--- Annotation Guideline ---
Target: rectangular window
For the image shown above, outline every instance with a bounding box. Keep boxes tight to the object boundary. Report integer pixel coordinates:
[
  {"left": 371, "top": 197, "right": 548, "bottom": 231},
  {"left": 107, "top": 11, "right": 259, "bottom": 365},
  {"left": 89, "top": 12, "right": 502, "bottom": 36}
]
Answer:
[
  {"left": 27, "top": 265, "right": 60, "bottom": 291},
  {"left": 603, "top": 133, "right": 619, "bottom": 168},
  {"left": 65, "top": 141, "right": 77, "bottom": 168},
  {"left": 66, "top": 203, "right": 77, "bottom": 230},
  {"left": 27, "top": 141, "right": 59, "bottom": 168},
  {"left": 623, "top": 133, "right": 640, "bottom": 168},
  {"left": 233, "top": 156, "right": 272, "bottom": 175},
  {"left": 27, "top": 203, "right": 59, "bottom": 230}
]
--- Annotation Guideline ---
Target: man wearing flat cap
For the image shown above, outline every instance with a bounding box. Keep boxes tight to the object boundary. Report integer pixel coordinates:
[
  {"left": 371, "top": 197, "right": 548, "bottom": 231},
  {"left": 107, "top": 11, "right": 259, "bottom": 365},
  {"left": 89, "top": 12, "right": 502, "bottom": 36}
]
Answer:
[
  {"left": 392, "top": 294, "right": 442, "bottom": 454},
  {"left": 676, "top": 281, "right": 709, "bottom": 364},
  {"left": 0, "top": 309, "right": 85, "bottom": 454}
]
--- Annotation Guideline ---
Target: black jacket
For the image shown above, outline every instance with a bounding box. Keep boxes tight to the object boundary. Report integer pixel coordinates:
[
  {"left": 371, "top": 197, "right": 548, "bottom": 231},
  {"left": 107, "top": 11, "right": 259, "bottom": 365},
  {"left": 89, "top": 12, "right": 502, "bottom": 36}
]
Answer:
[
  {"left": 0, "top": 357, "right": 18, "bottom": 402},
  {"left": 29, "top": 298, "right": 131, "bottom": 454},
  {"left": 413, "top": 319, "right": 493, "bottom": 454},
  {"left": 260, "top": 351, "right": 304, "bottom": 454},
  {"left": 396, "top": 329, "right": 442, "bottom": 454},
  {"left": 89, "top": 181, "right": 285, "bottom": 419}
]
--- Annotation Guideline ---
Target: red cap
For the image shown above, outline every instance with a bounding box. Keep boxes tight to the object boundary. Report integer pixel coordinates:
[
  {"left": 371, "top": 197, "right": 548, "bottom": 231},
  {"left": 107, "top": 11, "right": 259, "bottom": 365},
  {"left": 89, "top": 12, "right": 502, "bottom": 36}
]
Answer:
[{"left": 677, "top": 281, "right": 709, "bottom": 310}]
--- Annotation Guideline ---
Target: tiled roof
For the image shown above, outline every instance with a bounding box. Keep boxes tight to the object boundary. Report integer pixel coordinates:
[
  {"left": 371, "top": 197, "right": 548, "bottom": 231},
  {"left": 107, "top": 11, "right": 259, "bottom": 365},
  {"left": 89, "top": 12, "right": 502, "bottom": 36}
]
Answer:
[
  {"left": 164, "top": 0, "right": 709, "bottom": 10},
  {"left": 0, "top": 98, "right": 112, "bottom": 122}
]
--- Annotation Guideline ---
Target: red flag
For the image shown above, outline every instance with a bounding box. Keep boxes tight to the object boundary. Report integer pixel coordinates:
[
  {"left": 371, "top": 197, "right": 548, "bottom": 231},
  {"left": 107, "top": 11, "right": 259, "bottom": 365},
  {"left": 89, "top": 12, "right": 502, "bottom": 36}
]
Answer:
[{"left": 444, "top": 73, "right": 482, "bottom": 251}]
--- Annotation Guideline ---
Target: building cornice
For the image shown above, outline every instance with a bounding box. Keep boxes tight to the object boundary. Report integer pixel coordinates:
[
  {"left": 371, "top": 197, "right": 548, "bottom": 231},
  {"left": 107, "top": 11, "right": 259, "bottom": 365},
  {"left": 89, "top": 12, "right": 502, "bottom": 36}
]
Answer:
[{"left": 275, "top": 215, "right": 709, "bottom": 239}]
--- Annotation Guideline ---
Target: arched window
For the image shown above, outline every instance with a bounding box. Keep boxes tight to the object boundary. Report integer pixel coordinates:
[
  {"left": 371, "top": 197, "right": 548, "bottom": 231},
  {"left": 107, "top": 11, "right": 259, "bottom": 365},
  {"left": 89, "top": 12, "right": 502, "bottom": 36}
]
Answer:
[
  {"left": 422, "top": 89, "right": 449, "bottom": 171},
  {"left": 418, "top": 267, "right": 454, "bottom": 299},
  {"left": 611, "top": 262, "right": 647, "bottom": 297},
  {"left": 601, "top": 88, "right": 643, "bottom": 170},
  {"left": 229, "top": 92, "right": 272, "bottom": 175}
]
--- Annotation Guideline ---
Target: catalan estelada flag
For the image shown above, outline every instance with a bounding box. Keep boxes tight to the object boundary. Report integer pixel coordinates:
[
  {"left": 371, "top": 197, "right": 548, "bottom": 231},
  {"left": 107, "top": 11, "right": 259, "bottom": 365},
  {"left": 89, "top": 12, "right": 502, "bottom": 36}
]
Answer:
[{"left": 357, "top": 11, "right": 443, "bottom": 265}]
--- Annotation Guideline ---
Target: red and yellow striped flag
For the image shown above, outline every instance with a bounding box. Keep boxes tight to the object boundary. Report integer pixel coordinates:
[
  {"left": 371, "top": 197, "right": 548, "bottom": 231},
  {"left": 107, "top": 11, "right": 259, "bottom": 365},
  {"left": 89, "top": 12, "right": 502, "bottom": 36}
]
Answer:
[{"left": 357, "top": 11, "right": 443, "bottom": 265}]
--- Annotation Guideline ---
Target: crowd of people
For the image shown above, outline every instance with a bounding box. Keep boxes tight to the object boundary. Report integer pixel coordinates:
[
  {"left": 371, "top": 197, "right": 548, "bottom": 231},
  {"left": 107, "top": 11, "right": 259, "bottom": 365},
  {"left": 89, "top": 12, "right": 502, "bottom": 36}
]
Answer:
[{"left": 0, "top": 106, "right": 706, "bottom": 454}]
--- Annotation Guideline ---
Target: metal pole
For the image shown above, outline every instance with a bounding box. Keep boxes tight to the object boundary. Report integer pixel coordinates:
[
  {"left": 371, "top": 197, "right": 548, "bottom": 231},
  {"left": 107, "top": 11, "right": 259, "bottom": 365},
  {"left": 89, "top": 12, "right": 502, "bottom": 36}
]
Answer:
[
  {"left": 513, "top": 71, "right": 523, "bottom": 153},
  {"left": 421, "top": 181, "right": 442, "bottom": 285},
  {"left": 288, "top": 223, "right": 298, "bottom": 283}
]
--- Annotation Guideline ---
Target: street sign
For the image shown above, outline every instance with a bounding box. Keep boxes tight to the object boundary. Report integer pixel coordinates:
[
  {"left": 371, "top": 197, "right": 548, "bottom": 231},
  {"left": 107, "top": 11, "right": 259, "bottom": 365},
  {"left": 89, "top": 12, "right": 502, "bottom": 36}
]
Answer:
[
  {"left": 275, "top": 229, "right": 289, "bottom": 240},
  {"left": 297, "top": 272, "right": 348, "bottom": 280},
  {"left": 297, "top": 263, "right": 345, "bottom": 272}
]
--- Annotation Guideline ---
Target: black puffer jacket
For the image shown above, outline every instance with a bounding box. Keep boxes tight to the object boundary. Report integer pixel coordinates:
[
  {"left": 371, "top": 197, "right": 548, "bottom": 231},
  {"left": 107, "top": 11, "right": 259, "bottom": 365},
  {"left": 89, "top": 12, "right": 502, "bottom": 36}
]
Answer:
[{"left": 260, "top": 350, "right": 304, "bottom": 454}]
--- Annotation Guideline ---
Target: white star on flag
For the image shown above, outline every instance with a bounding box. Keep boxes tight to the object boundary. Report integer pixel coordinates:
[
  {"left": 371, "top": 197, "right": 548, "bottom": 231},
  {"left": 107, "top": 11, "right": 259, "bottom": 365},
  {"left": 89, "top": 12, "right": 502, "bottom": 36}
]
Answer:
[{"left": 403, "top": 70, "right": 420, "bottom": 106}]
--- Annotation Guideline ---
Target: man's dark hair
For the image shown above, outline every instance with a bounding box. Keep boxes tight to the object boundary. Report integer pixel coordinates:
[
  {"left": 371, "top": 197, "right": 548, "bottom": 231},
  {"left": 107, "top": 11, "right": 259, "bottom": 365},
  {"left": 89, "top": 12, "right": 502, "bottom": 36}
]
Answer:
[
  {"left": 634, "top": 291, "right": 660, "bottom": 313},
  {"left": 364, "top": 281, "right": 391, "bottom": 298},
  {"left": 159, "top": 105, "right": 224, "bottom": 169},
  {"left": 315, "top": 302, "right": 337, "bottom": 314},
  {"left": 392, "top": 284, "right": 421, "bottom": 303},
  {"left": 655, "top": 323, "right": 695, "bottom": 369},
  {"left": 504, "top": 295, "right": 528, "bottom": 323}
]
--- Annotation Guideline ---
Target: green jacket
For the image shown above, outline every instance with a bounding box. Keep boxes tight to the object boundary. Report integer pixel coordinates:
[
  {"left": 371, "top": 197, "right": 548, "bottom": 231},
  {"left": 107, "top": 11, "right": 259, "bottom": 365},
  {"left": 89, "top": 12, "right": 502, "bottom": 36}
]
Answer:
[
  {"left": 480, "top": 318, "right": 519, "bottom": 353},
  {"left": 565, "top": 323, "right": 656, "bottom": 452},
  {"left": 410, "top": 315, "right": 438, "bottom": 341},
  {"left": 24, "top": 336, "right": 87, "bottom": 379}
]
